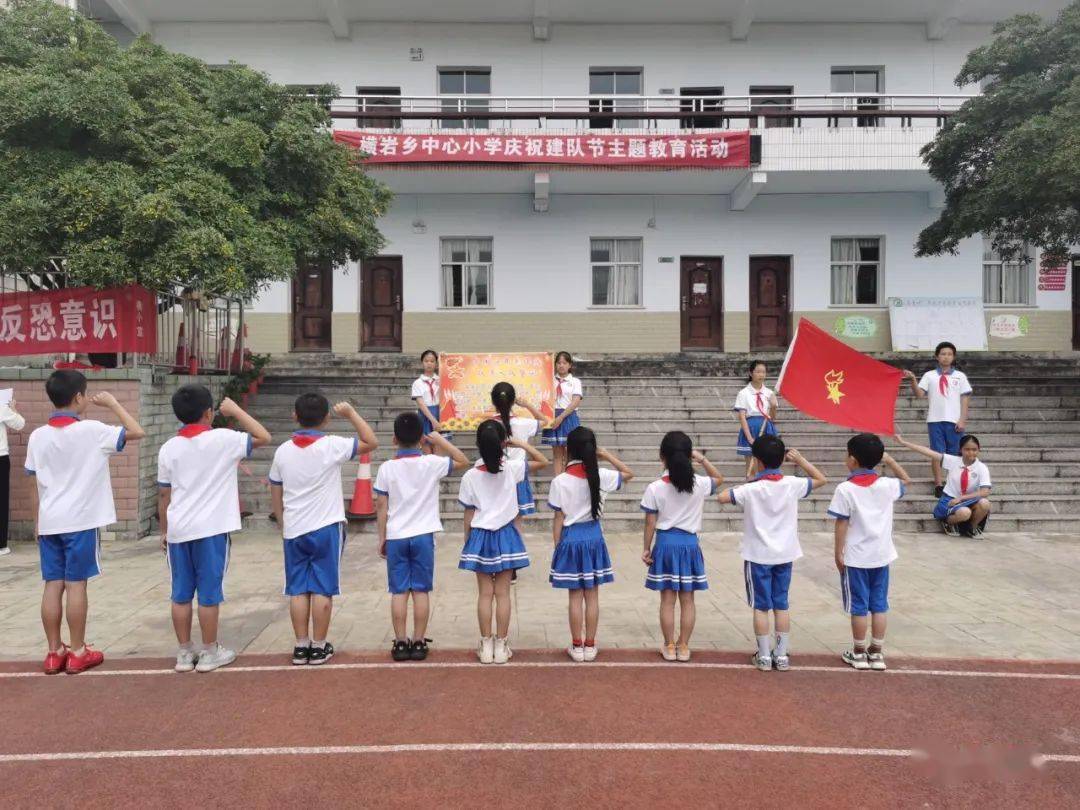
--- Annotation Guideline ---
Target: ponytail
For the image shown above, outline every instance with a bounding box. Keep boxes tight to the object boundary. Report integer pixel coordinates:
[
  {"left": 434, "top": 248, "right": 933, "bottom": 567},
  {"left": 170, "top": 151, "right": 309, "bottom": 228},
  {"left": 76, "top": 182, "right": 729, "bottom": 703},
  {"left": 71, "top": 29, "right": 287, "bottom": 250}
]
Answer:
[
  {"left": 490, "top": 381, "right": 516, "bottom": 438},
  {"left": 476, "top": 419, "right": 505, "bottom": 474},
  {"left": 660, "top": 430, "right": 695, "bottom": 493},
  {"left": 567, "top": 425, "right": 602, "bottom": 520}
]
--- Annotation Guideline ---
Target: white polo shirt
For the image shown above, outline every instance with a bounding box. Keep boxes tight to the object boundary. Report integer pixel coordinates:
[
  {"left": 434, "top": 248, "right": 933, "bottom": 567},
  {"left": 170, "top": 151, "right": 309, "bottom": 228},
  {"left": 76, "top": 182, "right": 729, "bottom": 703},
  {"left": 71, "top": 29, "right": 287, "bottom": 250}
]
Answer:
[
  {"left": 547, "top": 463, "right": 622, "bottom": 525},
  {"left": 506, "top": 416, "right": 540, "bottom": 461},
  {"left": 411, "top": 375, "right": 440, "bottom": 407},
  {"left": 640, "top": 473, "right": 716, "bottom": 533},
  {"left": 918, "top": 368, "right": 972, "bottom": 424},
  {"left": 268, "top": 431, "right": 358, "bottom": 539},
  {"left": 373, "top": 451, "right": 454, "bottom": 540},
  {"left": 157, "top": 427, "right": 252, "bottom": 544},
  {"left": 827, "top": 473, "right": 905, "bottom": 568},
  {"left": 733, "top": 384, "right": 776, "bottom": 417},
  {"left": 941, "top": 454, "right": 992, "bottom": 499},
  {"left": 729, "top": 472, "right": 812, "bottom": 565},
  {"left": 25, "top": 415, "right": 126, "bottom": 535},
  {"left": 0, "top": 404, "right": 26, "bottom": 457},
  {"left": 553, "top": 374, "right": 583, "bottom": 410},
  {"left": 458, "top": 458, "right": 526, "bottom": 530}
]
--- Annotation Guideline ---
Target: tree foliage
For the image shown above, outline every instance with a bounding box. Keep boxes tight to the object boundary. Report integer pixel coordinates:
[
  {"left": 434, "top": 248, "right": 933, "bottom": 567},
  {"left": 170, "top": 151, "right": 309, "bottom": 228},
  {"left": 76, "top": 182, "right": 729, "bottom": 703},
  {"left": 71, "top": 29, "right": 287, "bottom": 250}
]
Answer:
[
  {"left": 0, "top": 0, "right": 391, "bottom": 297},
  {"left": 918, "top": 3, "right": 1080, "bottom": 259}
]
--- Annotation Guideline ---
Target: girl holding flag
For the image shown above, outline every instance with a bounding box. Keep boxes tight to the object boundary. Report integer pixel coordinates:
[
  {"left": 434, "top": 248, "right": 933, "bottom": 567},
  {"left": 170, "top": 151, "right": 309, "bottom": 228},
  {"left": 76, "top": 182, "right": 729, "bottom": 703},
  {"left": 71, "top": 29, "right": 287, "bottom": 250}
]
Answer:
[{"left": 734, "top": 360, "right": 779, "bottom": 479}]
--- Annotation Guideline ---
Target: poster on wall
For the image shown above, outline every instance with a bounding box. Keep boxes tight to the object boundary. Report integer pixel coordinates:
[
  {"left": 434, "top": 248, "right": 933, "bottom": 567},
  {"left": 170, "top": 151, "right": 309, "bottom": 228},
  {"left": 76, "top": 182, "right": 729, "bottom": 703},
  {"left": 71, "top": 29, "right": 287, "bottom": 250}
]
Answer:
[
  {"left": 887, "top": 297, "right": 988, "bottom": 351},
  {"left": 1038, "top": 255, "right": 1068, "bottom": 292},
  {"left": 438, "top": 353, "right": 555, "bottom": 432}
]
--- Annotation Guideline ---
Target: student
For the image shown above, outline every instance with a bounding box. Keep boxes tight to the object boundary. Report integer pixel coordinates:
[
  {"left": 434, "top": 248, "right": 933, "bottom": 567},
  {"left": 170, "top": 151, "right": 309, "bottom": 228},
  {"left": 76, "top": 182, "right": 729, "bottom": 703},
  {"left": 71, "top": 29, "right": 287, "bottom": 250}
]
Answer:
[
  {"left": 717, "top": 435, "right": 827, "bottom": 672},
  {"left": 733, "top": 360, "right": 779, "bottom": 480},
  {"left": 27, "top": 370, "right": 145, "bottom": 674},
  {"left": 896, "top": 434, "right": 992, "bottom": 537},
  {"left": 828, "top": 433, "right": 911, "bottom": 671},
  {"left": 375, "top": 412, "right": 469, "bottom": 661},
  {"left": 548, "top": 426, "right": 634, "bottom": 662},
  {"left": 0, "top": 394, "right": 25, "bottom": 558},
  {"left": 902, "top": 341, "right": 972, "bottom": 496},
  {"left": 412, "top": 349, "right": 451, "bottom": 455},
  {"left": 542, "top": 351, "right": 583, "bottom": 476},
  {"left": 458, "top": 420, "right": 549, "bottom": 664},
  {"left": 158, "top": 386, "right": 271, "bottom": 673},
  {"left": 641, "top": 431, "right": 723, "bottom": 662},
  {"left": 490, "top": 381, "right": 548, "bottom": 522},
  {"left": 269, "top": 394, "right": 378, "bottom": 665}
]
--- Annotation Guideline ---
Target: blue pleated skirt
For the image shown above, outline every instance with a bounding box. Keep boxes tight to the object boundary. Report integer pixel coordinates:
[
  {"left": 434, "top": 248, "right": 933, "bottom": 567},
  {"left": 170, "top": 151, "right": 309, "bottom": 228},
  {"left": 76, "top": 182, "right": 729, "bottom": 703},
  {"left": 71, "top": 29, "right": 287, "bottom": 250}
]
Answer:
[
  {"left": 549, "top": 520, "right": 614, "bottom": 589},
  {"left": 516, "top": 474, "right": 536, "bottom": 515},
  {"left": 542, "top": 408, "right": 581, "bottom": 447},
  {"left": 419, "top": 404, "right": 453, "bottom": 441},
  {"left": 645, "top": 528, "right": 708, "bottom": 591},
  {"left": 459, "top": 522, "right": 530, "bottom": 574},
  {"left": 736, "top": 415, "right": 778, "bottom": 456}
]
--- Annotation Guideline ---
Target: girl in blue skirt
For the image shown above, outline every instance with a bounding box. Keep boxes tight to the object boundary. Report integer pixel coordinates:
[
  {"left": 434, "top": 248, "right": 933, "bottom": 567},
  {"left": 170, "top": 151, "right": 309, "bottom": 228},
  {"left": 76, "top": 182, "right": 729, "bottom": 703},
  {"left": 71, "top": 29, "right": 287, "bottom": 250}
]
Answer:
[
  {"left": 458, "top": 420, "right": 549, "bottom": 664},
  {"left": 734, "top": 359, "right": 778, "bottom": 479},
  {"left": 641, "top": 431, "right": 724, "bottom": 662},
  {"left": 490, "top": 381, "right": 548, "bottom": 524},
  {"left": 412, "top": 349, "right": 452, "bottom": 454},
  {"left": 542, "top": 351, "right": 584, "bottom": 476},
  {"left": 548, "top": 426, "right": 634, "bottom": 662}
]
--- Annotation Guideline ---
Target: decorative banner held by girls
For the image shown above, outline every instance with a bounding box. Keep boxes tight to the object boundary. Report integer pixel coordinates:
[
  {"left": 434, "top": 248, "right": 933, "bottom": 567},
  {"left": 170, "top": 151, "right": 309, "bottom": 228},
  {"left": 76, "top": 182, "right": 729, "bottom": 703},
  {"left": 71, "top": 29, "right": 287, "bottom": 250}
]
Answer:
[{"left": 439, "top": 353, "right": 555, "bottom": 432}]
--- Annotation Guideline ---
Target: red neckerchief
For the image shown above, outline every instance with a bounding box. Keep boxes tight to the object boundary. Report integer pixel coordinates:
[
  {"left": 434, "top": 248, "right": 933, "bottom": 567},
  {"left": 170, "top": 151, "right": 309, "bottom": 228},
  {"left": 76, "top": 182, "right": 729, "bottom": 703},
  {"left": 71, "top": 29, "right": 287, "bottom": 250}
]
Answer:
[
  {"left": 565, "top": 462, "right": 588, "bottom": 479},
  {"left": 178, "top": 425, "right": 212, "bottom": 438},
  {"left": 47, "top": 415, "right": 79, "bottom": 427},
  {"left": 960, "top": 466, "right": 970, "bottom": 494},
  {"left": 424, "top": 376, "right": 437, "bottom": 401},
  {"left": 758, "top": 474, "right": 783, "bottom": 481},
  {"left": 292, "top": 432, "right": 324, "bottom": 448},
  {"left": 556, "top": 376, "right": 567, "bottom": 401},
  {"left": 938, "top": 368, "right": 951, "bottom": 396},
  {"left": 847, "top": 472, "right": 880, "bottom": 487},
  {"left": 754, "top": 389, "right": 769, "bottom": 418}
]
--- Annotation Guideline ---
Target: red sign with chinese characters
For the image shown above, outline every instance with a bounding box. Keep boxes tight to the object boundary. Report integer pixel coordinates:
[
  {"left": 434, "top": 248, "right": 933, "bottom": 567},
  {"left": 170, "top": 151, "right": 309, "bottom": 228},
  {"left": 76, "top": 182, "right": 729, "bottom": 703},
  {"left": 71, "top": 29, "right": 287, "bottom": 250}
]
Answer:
[
  {"left": 333, "top": 131, "right": 751, "bottom": 168},
  {"left": 1038, "top": 255, "right": 1068, "bottom": 292},
  {"left": 0, "top": 285, "right": 157, "bottom": 356}
]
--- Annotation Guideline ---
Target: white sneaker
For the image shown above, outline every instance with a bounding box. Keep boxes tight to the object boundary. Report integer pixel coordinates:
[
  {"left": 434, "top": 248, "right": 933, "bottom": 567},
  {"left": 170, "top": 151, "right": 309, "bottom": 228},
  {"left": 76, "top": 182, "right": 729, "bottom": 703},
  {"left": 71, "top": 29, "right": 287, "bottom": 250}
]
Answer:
[
  {"left": 661, "top": 643, "right": 677, "bottom": 661},
  {"left": 567, "top": 644, "right": 585, "bottom": 662},
  {"left": 751, "top": 652, "right": 772, "bottom": 671},
  {"left": 842, "top": 649, "right": 870, "bottom": 670},
  {"left": 174, "top": 647, "right": 199, "bottom": 673},
  {"left": 675, "top": 645, "right": 691, "bottom": 663},
  {"left": 195, "top": 644, "right": 236, "bottom": 672},
  {"left": 867, "top": 651, "right": 887, "bottom": 671},
  {"left": 583, "top": 645, "right": 598, "bottom": 662},
  {"left": 493, "top": 637, "right": 511, "bottom": 664},
  {"left": 0, "top": 547, "right": 11, "bottom": 557},
  {"left": 478, "top": 636, "right": 494, "bottom": 664}
]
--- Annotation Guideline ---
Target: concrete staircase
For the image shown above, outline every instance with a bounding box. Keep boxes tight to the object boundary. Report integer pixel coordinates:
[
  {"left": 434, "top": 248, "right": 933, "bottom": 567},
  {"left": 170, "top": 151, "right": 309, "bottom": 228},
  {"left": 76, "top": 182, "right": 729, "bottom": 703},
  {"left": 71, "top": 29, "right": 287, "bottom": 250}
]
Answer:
[{"left": 239, "top": 353, "right": 1080, "bottom": 535}]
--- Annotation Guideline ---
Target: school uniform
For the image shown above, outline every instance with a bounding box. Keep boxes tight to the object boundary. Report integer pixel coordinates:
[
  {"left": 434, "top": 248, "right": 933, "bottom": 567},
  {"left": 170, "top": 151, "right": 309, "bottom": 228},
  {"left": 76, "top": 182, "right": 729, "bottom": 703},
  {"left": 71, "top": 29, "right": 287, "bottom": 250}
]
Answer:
[
  {"left": 0, "top": 404, "right": 26, "bottom": 552},
  {"left": 733, "top": 384, "right": 779, "bottom": 457},
  {"left": 507, "top": 416, "right": 541, "bottom": 514},
  {"left": 547, "top": 462, "right": 621, "bottom": 588},
  {"left": 932, "top": 454, "right": 992, "bottom": 521},
  {"left": 457, "top": 458, "right": 530, "bottom": 573},
  {"left": 412, "top": 374, "right": 452, "bottom": 440},
  {"left": 729, "top": 469, "right": 812, "bottom": 611},
  {"left": 918, "top": 368, "right": 972, "bottom": 455},
  {"left": 827, "top": 470, "right": 905, "bottom": 616},
  {"left": 373, "top": 450, "right": 454, "bottom": 593},
  {"left": 268, "top": 430, "right": 359, "bottom": 597},
  {"left": 640, "top": 473, "right": 715, "bottom": 591},
  {"left": 25, "top": 412, "right": 127, "bottom": 582},
  {"left": 541, "top": 374, "right": 583, "bottom": 447},
  {"left": 158, "top": 425, "right": 253, "bottom": 606}
]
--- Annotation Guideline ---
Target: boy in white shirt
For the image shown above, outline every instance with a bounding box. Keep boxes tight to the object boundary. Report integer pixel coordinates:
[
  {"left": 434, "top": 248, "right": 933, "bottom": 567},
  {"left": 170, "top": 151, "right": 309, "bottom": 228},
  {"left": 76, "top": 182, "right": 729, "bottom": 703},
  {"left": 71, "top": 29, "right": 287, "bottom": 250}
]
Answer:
[
  {"left": 158, "top": 385, "right": 271, "bottom": 673},
  {"left": 827, "top": 433, "right": 911, "bottom": 671},
  {"left": 269, "top": 393, "right": 378, "bottom": 666},
  {"left": 717, "top": 435, "right": 827, "bottom": 672},
  {"left": 375, "top": 412, "right": 469, "bottom": 661},
  {"left": 26, "top": 370, "right": 146, "bottom": 675},
  {"left": 902, "top": 341, "right": 972, "bottom": 497}
]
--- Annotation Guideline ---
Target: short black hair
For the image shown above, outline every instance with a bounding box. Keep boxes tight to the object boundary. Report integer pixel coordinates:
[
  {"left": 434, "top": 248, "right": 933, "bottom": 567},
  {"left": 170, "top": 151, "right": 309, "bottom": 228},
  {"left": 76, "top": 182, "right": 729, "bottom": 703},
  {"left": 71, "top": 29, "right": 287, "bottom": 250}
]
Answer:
[
  {"left": 45, "top": 370, "right": 87, "bottom": 408},
  {"left": 172, "top": 384, "right": 213, "bottom": 425},
  {"left": 295, "top": 392, "right": 330, "bottom": 428},
  {"left": 934, "top": 341, "right": 957, "bottom": 357},
  {"left": 847, "top": 433, "right": 885, "bottom": 468},
  {"left": 751, "top": 434, "right": 786, "bottom": 469},
  {"left": 959, "top": 434, "right": 981, "bottom": 450},
  {"left": 421, "top": 349, "right": 438, "bottom": 361},
  {"left": 394, "top": 411, "right": 424, "bottom": 446}
]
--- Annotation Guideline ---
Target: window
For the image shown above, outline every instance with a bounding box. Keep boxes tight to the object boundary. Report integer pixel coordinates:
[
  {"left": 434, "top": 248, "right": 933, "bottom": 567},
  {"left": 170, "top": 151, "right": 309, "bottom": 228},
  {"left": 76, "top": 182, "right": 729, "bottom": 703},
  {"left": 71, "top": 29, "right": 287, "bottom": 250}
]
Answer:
[
  {"left": 591, "top": 238, "right": 642, "bottom": 306},
  {"left": 983, "top": 236, "right": 1033, "bottom": 305},
  {"left": 589, "top": 68, "right": 643, "bottom": 130},
  {"left": 356, "top": 86, "right": 401, "bottom": 128},
  {"left": 438, "top": 68, "right": 490, "bottom": 129},
  {"left": 441, "top": 238, "right": 492, "bottom": 307},
  {"left": 680, "top": 86, "right": 725, "bottom": 128},
  {"left": 830, "top": 68, "right": 881, "bottom": 127},
  {"left": 749, "top": 85, "right": 794, "bottom": 129},
  {"left": 830, "top": 238, "right": 881, "bottom": 306}
]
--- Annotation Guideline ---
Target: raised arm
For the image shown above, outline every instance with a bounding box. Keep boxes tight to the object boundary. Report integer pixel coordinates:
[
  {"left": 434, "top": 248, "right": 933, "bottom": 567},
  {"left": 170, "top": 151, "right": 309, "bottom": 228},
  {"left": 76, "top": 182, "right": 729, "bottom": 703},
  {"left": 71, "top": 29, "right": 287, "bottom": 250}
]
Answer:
[
  {"left": 425, "top": 430, "right": 470, "bottom": 471},
  {"left": 334, "top": 402, "right": 379, "bottom": 455},
  {"left": 91, "top": 391, "right": 146, "bottom": 441},
  {"left": 511, "top": 437, "right": 550, "bottom": 474},
  {"left": 692, "top": 449, "right": 724, "bottom": 490},
  {"left": 902, "top": 369, "right": 926, "bottom": 400},
  {"left": 881, "top": 451, "right": 912, "bottom": 487},
  {"left": 786, "top": 448, "right": 828, "bottom": 490},
  {"left": 515, "top": 397, "right": 547, "bottom": 423},
  {"left": 219, "top": 396, "right": 271, "bottom": 448},
  {"left": 894, "top": 435, "right": 941, "bottom": 463},
  {"left": 597, "top": 446, "right": 634, "bottom": 484}
]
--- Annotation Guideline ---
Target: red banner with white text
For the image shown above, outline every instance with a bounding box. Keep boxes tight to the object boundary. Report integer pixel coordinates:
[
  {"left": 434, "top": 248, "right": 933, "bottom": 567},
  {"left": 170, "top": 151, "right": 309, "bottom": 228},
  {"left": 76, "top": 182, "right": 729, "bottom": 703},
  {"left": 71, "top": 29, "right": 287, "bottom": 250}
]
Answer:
[
  {"left": 334, "top": 131, "right": 751, "bottom": 169},
  {"left": 0, "top": 285, "right": 157, "bottom": 356}
]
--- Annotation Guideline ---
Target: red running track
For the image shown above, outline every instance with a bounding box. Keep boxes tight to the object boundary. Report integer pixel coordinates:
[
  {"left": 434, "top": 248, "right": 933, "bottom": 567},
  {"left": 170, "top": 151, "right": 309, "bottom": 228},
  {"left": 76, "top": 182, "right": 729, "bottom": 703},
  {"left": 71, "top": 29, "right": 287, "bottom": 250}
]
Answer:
[{"left": 0, "top": 649, "right": 1077, "bottom": 808}]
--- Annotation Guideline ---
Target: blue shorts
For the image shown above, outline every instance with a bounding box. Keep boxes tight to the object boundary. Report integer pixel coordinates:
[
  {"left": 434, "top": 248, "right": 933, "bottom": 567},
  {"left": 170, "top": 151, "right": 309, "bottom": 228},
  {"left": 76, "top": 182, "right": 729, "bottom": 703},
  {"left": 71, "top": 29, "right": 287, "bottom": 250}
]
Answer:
[
  {"left": 928, "top": 422, "right": 961, "bottom": 455},
  {"left": 841, "top": 565, "right": 889, "bottom": 616},
  {"left": 932, "top": 494, "right": 983, "bottom": 521},
  {"left": 386, "top": 533, "right": 435, "bottom": 594},
  {"left": 284, "top": 523, "right": 345, "bottom": 597},
  {"left": 39, "top": 529, "right": 100, "bottom": 582},
  {"left": 744, "top": 560, "right": 792, "bottom": 611},
  {"left": 168, "top": 534, "right": 230, "bottom": 606}
]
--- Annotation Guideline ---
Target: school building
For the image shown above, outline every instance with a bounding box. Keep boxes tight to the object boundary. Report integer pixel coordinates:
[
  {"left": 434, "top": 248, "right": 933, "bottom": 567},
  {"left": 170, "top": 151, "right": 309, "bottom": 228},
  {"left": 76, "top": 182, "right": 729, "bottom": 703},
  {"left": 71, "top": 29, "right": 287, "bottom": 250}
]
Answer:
[{"left": 84, "top": 0, "right": 1079, "bottom": 355}]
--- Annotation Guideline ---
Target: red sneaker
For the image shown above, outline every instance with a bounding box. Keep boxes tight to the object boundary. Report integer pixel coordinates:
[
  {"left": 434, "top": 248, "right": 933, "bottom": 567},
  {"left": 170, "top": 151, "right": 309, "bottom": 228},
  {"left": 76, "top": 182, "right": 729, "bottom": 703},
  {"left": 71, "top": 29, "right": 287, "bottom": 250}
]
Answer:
[
  {"left": 65, "top": 645, "right": 104, "bottom": 674},
  {"left": 43, "top": 646, "right": 69, "bottom": 675}
]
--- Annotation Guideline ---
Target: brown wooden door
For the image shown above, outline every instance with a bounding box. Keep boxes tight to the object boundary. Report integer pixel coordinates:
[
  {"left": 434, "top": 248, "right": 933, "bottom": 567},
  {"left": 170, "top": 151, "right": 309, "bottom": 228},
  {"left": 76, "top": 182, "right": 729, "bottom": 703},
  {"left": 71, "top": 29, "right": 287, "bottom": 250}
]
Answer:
[
  {"left": 361, "top": 256, "right": 402, "bottom": 352},
  {"left": 680, "top": 257, "right": 723, "bottom": 351},
  {"left": 749, "top": 256, "right": 791, "bottom": 350},
  {"left": 1073, "top": 258, "right": 1080, "bottom": 350},
  {"left": 292, "top": 260, "right": 332, "bottom": 351}
]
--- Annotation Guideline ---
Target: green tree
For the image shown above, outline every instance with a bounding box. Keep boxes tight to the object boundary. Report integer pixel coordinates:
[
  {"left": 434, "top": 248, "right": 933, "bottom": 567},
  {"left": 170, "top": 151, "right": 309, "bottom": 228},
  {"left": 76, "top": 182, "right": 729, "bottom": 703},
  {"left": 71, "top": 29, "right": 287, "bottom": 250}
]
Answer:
[
  {"left": 0, "top": 0, "right": 390, "bottom": 297},
  {"left": 917, "top": 2, "right": 1080, "bottom": 260}
]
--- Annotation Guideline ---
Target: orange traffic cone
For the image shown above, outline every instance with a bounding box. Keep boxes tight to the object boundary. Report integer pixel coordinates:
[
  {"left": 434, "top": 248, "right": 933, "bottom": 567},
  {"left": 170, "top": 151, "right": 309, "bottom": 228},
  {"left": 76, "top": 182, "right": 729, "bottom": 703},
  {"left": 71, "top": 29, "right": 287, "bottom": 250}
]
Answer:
[
  {"left": 172, "top": 322, "right": 188, "bottom": 373},
  {"left": 347, "top": 453, "right": 374, "bottom": 518}
]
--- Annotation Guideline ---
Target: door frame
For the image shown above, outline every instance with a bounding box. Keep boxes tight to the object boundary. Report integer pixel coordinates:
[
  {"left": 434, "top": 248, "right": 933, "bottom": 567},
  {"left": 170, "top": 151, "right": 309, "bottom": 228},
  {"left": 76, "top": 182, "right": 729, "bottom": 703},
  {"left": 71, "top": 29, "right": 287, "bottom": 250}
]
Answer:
[
  {"left": 679, "top": 255, "right": 724, "bottom": 352},
  {"left": 291, "top": 259, "right": 333, "bottom": 353},
  {"left": 360, "top": 254, "right": 404, "bottom": 353},
  {"left": 748, "top": 255, "right": 793, "bottom": 351},
  {"left": 1072, "top": 255, "right": 1080, "bottom": 351}
]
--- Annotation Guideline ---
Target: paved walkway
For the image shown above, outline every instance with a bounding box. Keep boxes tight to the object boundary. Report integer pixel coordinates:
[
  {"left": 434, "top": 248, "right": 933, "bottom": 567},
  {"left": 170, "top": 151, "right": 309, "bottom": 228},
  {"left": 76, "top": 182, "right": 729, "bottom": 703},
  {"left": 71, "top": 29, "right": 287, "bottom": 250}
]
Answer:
[{"left": 2, "top": 527, "right": 1079, "bottom": 662}]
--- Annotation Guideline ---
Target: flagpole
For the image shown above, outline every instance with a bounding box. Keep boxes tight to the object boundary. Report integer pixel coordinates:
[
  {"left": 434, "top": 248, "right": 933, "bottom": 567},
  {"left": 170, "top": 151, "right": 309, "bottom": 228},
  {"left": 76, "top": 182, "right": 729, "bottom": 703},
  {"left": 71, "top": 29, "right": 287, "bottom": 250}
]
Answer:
[{"left": 776, "top": 318, "right": 802, "bottom": 393}]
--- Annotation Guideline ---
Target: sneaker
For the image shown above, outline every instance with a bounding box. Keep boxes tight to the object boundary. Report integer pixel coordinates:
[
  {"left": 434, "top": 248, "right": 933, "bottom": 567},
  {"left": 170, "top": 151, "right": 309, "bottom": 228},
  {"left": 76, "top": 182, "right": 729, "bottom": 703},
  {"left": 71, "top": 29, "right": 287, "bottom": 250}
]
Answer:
[
  {"left": 974, "top": 517, "right": 988, "bottom": 537},
  {"left": 940, "top": 520, "right": 960, "bottom": 537},
  {"left": 959, "top": 522, "right": 976, "bottom": 538},
  {"left": 493, "top": 637, "right": 512, "bottom": 664},
  {"left": 392, "top": 639, "right": 412, "bottom": 662},
  {"left": 65, "top": 645, "right": 104, "bottom": 674},
  {"left": 175, "top": 647, "right": 199, "bottom": 672},
  {"left": 583, "top": 645, "right": 598, "bottom": 662},
  {"left": 308, "top": 642, "right": 334, "bottom": 666},
  {"left": 867, "top": 651, "right": 887, "bottom": 671},
  {"left": 567, "top": 644, "right": 585, "bottom": 662},
  {"left": 0, "top": 546, "right": 11, "bottom": 557},
  {"left": 661, "top": 642, "right": 677, "bottom": 662},
  {"left": 751, "top": 652, "right": 772, "bottom": 672},
  {"left": 774, "top": 654, "right": 791, "bottom": 672},
  {"left": 675, "top": 644, "right": 691, "bottom": 662},
  {"left": 409, "top": 638, "right": 431, "bottom": 661},
  {"left": 478, "top": 636, "right": 494, "bottom": 664},
  {"left": 43, "top": 646, "right": 69, "bottom": 675},
  {"left": 195, "top": 644, "right": 236, "bottom": 673},
  {"left": 292, "top": 645, "right": 310, "bottom": 666},
  {"left": 934, "top": 485, "right": 945, "bottom": 498},
  {"left": 842, "top": 649, "right": 870, "bottom": 670}
]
